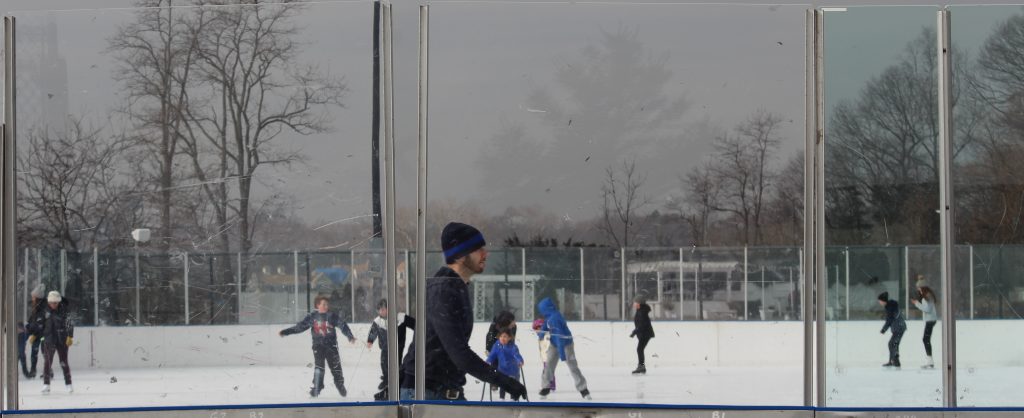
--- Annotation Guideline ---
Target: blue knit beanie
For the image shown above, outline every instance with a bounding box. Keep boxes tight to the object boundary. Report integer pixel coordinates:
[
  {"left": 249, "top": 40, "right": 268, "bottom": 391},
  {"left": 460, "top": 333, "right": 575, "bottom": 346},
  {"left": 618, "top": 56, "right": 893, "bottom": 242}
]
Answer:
[{"left": 441, "top": 222, "right": 486, "bottom": 264}]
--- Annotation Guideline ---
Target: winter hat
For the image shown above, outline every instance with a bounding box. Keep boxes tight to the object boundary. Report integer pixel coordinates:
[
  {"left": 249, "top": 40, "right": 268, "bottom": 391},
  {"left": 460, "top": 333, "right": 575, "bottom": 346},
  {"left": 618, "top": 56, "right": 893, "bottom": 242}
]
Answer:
[
  {"left": 634, "top": 295, "right": 647, "bottom": 304},
  {"left": 915, "top": 277, "right": 928, "bottom": 289},
  {"left": 377, "top": 298, "right": 388, "bottom": 310},
  {"left": 47, "top": 291, "right": 62, "bottom": 303},
  {"left": 877, "top": 292, "right": 889, "bottom": 302},
  {"left": 30, "top": 283, "right": 45, "bottom": 299},
  {"left": 441, "top": 222, "right": 486, "bottom": 264}
]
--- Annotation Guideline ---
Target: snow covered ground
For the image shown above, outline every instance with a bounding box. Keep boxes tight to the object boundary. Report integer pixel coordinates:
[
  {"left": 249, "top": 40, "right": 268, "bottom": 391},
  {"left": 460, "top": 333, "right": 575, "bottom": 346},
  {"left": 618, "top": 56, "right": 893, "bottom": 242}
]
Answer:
[{"left": 16, "top": 364, "right": 1024, "bottom": 410}]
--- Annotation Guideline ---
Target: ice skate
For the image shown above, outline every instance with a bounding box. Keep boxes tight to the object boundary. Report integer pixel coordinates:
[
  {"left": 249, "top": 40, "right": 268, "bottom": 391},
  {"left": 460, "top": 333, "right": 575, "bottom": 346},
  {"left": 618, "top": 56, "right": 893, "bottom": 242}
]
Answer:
[
  {"left": 41, "top": 384, "right": 50, "bottom": 394},
  {"left": 631, "top": 365, "right": 646, "bottom": 375},
  {"left": 337, "top": 384, "right": 347, "bottom": 397},
  {"left": 581, "top": 389, "right": 592, "bottom": 400},
  {"left": 66, "top": 384, "right": 74, "bottom": 393},
  {"left": 538, "top": 388, "right": 550, "bottom": 399},
  {"left": 922, "top": 356, "right": 935, "bottom": 369}
]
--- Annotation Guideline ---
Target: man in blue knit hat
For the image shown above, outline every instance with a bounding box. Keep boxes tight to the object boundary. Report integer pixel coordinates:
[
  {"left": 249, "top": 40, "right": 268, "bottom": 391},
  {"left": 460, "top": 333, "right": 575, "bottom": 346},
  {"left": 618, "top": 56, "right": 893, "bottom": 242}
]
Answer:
[{"left": 399, "top": 222, "right": 527, "bottom": 400}]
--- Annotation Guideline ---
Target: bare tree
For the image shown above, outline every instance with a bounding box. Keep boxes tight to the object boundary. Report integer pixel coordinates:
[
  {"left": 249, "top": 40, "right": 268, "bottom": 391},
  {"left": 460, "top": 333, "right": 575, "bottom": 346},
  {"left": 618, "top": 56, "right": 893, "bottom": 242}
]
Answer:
[
  {"left": 598, "top": 158, "right": 651, "bottom": 248},
  {"left": 681, "top": 160, "right": 720, "bottom": 246},
  {"left": 17, "top": 118, "right": 141, "bottom": 252}
]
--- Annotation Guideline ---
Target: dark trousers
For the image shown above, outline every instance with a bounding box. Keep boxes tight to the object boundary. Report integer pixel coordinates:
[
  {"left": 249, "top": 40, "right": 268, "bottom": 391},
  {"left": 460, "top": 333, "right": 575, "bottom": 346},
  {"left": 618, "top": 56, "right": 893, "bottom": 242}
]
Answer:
[
  {"left": 312, "top": 344, "right": 345, "bottom": 394},
  {"left": 42, "top": 343, "right": 71, "bottom": 385},
  {"left": 636, "top": 336, "right": 651, "bottom": 366},
  {"left": 21, "top": 337, "right": 41, "bottom": 376},
  {"left": 888, "top": 328, "right": 905, "bottom": 365},
  {"left": 379, "top": 350, "right": 388, "bottom": 389},
  {"left": 923, "top": 321, "right": 936, "bottom": 356}
]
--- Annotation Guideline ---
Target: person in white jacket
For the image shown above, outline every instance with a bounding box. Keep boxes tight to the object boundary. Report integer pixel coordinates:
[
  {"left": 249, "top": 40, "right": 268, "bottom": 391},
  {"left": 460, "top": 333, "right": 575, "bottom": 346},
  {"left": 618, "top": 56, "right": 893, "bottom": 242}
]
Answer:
[{"left": 911, "top": 278, "right": 940, "bottom": 369}]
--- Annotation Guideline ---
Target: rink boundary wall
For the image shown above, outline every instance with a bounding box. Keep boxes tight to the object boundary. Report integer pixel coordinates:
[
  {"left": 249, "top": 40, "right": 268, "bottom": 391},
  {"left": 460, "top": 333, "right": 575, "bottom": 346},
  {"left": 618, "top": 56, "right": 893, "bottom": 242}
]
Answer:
[
  {"left": 60, "top": 320, "right": 1024, "bottom": 370},
  {"left": 6, "top": 401, "right": 1024, "bottom": 417}
]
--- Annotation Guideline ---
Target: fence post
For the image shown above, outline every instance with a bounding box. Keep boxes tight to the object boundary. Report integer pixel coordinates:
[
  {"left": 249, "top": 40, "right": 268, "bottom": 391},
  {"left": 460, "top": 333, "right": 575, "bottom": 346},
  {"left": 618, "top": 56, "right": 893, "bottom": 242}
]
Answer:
[
  {"left": 293, "top": 251, "right": 299, "bottom": 322},
  {"left": 845, "top": 248, "right": 850, "bottom": 320},
  {"left": 579, "top": 247, "right": 585, "bottom": 321},
  {"left": 969, "top": 245, "right": 974, "bottom": 319},
  {"left": 60, "top": 248, "right": 66, "bottom": 294},
  {"left": 93, "top": 247, "right": 98, "bottom": 325},
  {"left": 620, "top": 247, "right": 626, "bottom": 320},
  {"left": 350, "top": 250, "right": 356, "bottom": 321},
  {"left": 135, "top": 243, "right": 141, "bottom": 324},
  {"left": 237, "top": 252, "right": 242, "bottom": 324},
  {"left": 23, "top": 248, "right": 29, "bottom": 323},
  {"left": 183, "top": 252, "right": 190, "bottom": 325},
  {"left": 694, "top": 255, "right": 700, "bottom": 319},
  {"left": 904, "top": 246, "right": 910, "bottom": 319},
  {"left": 678, "top": 248, "right": 683, "bottom": 320},
  {"left": 404, "top": 249, "right": 411, "bottom": 313},
  {"left": 743, "top": 246, "right": 748, "bottom": 320}
]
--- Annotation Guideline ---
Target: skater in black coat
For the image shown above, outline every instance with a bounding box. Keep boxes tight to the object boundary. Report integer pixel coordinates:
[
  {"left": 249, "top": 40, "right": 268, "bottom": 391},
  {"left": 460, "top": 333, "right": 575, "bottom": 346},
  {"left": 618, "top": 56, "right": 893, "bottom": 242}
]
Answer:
[
  {"left": 399, "top": 222, "right": 527, "bottom": 401},
  {"left": 484, "top": 310, "right": 517, "bottom": 355},
  {"left": 630, "top": 296, "right": 655, "bottom": 374},
  {"left": 31, "top": 291, "right": 75, "bottom": 394},
  {"left": 280, "top": 295, "right": 357, "bottom": 397},
  {"left": 878, "top": 291, "right": 906, "bottom": 368}
]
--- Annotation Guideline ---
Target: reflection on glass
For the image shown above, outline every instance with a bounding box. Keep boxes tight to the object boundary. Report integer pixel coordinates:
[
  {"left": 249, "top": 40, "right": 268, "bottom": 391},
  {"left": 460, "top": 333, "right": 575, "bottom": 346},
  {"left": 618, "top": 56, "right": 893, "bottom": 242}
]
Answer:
[
  {"left": 950, "top": 4, "right": 1024, "bottom": 407},
  {"left": 12, "top": 1, "right": 384, "bottom": 408},
  {"left": 428, "top": 2, "right": 806, "bottom": 405},
  {"left": 822, "top": 6, "right": 941, "bottom": 407}
]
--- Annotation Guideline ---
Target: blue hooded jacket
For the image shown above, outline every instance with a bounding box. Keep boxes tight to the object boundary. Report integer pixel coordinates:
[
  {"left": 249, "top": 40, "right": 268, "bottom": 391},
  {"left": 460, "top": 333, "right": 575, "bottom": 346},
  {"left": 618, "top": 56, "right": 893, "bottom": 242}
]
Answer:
[
  {"left": 486, "top": 340, "right": 524, "bottom": 378},
  {"left": 537, "top": 297, "right": 572, "bottom": 360}
]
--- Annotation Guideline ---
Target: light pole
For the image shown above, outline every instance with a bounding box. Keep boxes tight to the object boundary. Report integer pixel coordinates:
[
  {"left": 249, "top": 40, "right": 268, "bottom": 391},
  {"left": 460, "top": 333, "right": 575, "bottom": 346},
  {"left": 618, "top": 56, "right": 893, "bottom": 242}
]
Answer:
[{"left": 131, "top": 228, "right": 151, "bottom": 324}]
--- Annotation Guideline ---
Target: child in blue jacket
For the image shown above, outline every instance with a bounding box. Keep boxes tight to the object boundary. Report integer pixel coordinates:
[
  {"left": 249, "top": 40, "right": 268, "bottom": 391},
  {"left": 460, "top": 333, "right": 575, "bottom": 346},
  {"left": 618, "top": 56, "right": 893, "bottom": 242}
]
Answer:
[
  {"left": 486, "top": 329, "right": 524, "bottom": 400},
  {"left": 537, "top": 297, "right": 591, "bottom": 400}
]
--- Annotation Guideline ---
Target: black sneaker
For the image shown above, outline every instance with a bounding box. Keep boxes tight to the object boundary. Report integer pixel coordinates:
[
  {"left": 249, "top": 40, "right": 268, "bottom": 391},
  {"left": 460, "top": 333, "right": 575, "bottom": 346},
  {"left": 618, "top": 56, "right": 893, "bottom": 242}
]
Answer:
[
  {"left": 309, "top": 387, "right": 320, "bottom": 398},
  {"left": 338, "top": 385, "right": 348, "bottom": 397},
  {"left": 631, "top": 365, "right": 646, "bottom": 375},
  {"left": 538, "top": 388, "right": 551, "bottom": 399},
  {"left": 581, "top": 389, "right": 592, "bottom": 400}
]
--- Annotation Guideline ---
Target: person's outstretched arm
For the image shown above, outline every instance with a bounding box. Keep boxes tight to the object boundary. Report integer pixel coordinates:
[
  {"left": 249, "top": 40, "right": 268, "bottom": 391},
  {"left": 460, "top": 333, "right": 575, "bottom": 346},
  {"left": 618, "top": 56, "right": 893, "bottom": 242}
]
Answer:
[{"left": 281, "top": 313, "right": 313, "bottom": 336}]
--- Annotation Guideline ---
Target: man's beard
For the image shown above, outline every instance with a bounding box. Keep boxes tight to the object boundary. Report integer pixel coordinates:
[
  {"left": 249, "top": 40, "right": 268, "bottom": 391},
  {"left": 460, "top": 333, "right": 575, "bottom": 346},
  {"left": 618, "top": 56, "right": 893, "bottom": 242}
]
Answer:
[{"left": 461, "top": 255, "right": 485, "bottom": 274}]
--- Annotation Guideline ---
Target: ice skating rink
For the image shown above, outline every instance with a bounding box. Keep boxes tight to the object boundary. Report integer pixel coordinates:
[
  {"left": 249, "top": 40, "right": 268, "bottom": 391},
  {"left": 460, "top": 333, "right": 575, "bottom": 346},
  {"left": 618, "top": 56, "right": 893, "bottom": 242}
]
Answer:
[{"left": 12, "top": 320, "right": 1024, "bottom": 410}]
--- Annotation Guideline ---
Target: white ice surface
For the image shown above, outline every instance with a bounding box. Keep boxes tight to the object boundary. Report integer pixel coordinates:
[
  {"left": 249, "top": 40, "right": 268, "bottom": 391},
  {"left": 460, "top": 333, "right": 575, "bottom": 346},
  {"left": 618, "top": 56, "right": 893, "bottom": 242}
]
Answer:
[{"left": 17, "top": 364, "right": 1024, "bottom": 410}]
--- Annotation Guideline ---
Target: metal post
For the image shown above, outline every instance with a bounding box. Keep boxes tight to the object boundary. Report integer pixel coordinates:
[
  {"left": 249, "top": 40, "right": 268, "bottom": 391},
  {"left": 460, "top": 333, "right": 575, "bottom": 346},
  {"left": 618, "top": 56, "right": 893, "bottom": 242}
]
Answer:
[
  {"left": 404, "top": 249, "right": 410, "bottom": 313},
  {"left": 60, "top": 248, "right": 66, "bottom": 294},
  {"left": 678, "top": 248, "right": 684, "bottom": 320},
  {"left": 350, "top": 250, "right": 356, "bottom": 321},
  {"left": 743, "top": 246, "right": 748, "bottom": 320},
  {"left": 844, "top": 248, "right": 850, "bottom": 320},
  {"left": 620, "top": 247, "right": 626, "bottom": 320},
  {"left": 237, "top": 251, "right": 242, "bottom": 323},
  {"left": 23, "top": 248, "right": 29, "bottom": 324},
  {"left": 813, "top": 8, "right": 826, "bottom": 407},
  {"left": 937, "top": 9, "right": 957, "bottom": 406},
  {"left": 905, "top": 246, "right": 911, "bottom": 319},
  {"left": 415, "top": 4, "right": 429, "bottom": 401},
  {"left": 382, "top": 1, "right": 399, "bottom": 400},
  {"left": 694, "top": 254, "right": 700, "bottom": 319},
  {"left": 521, "top": 247, "right": 526, "bottom": 276},
  {"left": 93, "top": 247, "right": 99, "bottom": 325},
  {"left": 183, "top": 252, "right": 190, "bottom": 325},
  {"left": 3, "top": 15, "right": 18, "bottom": 408},
  {"left": 579, "top": 247, "right": 585, "bottom": 320},
  {"left": 293, "top": 251, "right": 299, "bottom": 322},
  {"left": 761, "top": 266, "right": 766, "bottom": 319},
  {"left": 969, "top": 245, "right": 974, "bottom": 319},
  {"left": 135, "top": 240, "right": 141, "bottom": 324}
]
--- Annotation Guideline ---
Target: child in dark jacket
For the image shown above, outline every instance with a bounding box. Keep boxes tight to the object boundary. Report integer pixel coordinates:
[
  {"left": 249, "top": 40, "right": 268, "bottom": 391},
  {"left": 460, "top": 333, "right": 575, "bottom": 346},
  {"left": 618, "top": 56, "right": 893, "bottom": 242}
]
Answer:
[
  {"left": 367, "top": 298, "right": 414, "bottom": 400},
  {"left": 630, "top": 296, "right": 655, "bottom": 374},
  {"left": 486, "top": 329, "right": 525, "bottom": 400},
  {"left": 878, "top": 291, "right": 906, "bottom": 368},
  {"left": 280, "top": 295, "right": 357, "bottom": 397}
]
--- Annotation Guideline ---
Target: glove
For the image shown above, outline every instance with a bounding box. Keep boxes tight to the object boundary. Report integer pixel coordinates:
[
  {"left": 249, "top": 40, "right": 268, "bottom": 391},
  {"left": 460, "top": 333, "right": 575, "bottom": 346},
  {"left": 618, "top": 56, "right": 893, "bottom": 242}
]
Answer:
[
  {"left": 28, "top": 335, "right": 36, "bottom": 344},
  {"left": 66, "top": 337, "right": 73, "bottom": 347},
  {"left": 493, "top": 373, "right": 527, "bottom": 401},
  {"left": 630, "top": 330, "right": 636, "bottom": 338}
]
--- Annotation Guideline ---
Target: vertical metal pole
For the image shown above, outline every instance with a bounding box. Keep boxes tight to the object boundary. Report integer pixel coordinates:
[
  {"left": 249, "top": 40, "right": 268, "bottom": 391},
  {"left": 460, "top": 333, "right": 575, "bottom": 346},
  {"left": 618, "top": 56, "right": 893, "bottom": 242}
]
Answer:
[
  {"left": 761, "top": 266, "right": 766, "bottom": 319},
  {"left": 521, "top": 248, "right": 526, "bottom": 275},
  {"left": 183, "top": 253, "right": 189, "bottom": 325},
  {"left": 382, "top": 1, "right": 400, "bottom": 400},
  {"left": 743, "top": 246, "right": 748, "bottom": 320},
  {"left": 3, "top": 15, "right": 18, "bottom": 409},
  {"left": 694, "top": 256, "right": 700, "bottom": 319},
  {"left": 293, "top": 251, "right": 299, "bottom": 322},
  {"left": 937, "top": 9, "right": 957, "bottom": 407},
  {"left": 350, "top": 250, "right": 356, "bottom": 321},
  {"left": 415, "top": 4, "right": 429, "bottom": 401},
  {"left": 60, "top": 249, "right": 66, "bottom": 294},
  {"left": 135, "top": 241, "right": 141, "bottom": 324},
  {"left": 404, "top": 249, "right": 410, "bottom": 313},
  {"left": 969, "top": 245, "right": 974, "bottom": 319},
  {"left": 23, "top": 248, "right": 29, "bottom": 323},
  {"left": 905, "top": 246, "right": 911, "bottom": 319},
  {"left": 813, "top": 8, "right": 826, "bottom": 408},
  {"left": 620, "top": 247, "right": 626, "bottom": 320},
  {"left": 236, "top": 252, "right": 242, "bottom": 323},
  {"left": 93, "top": 247, "right": 98, "bottom": 325},
  {"left": 844, "top": 248, "right": 850, "bottom": 320},
  {"left": 579, "top": 247, "right": 585, "bottom": 321},
  {"left": 678, "top": 248, "right": 684, "bottom": 320}
]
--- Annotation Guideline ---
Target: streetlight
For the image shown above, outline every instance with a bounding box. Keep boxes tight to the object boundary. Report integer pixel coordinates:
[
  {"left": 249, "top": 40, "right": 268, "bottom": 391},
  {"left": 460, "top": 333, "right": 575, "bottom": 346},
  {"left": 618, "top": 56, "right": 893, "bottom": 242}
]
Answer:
[{"left": 131, "top": 228, "right": 151, "bottom": 324}]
